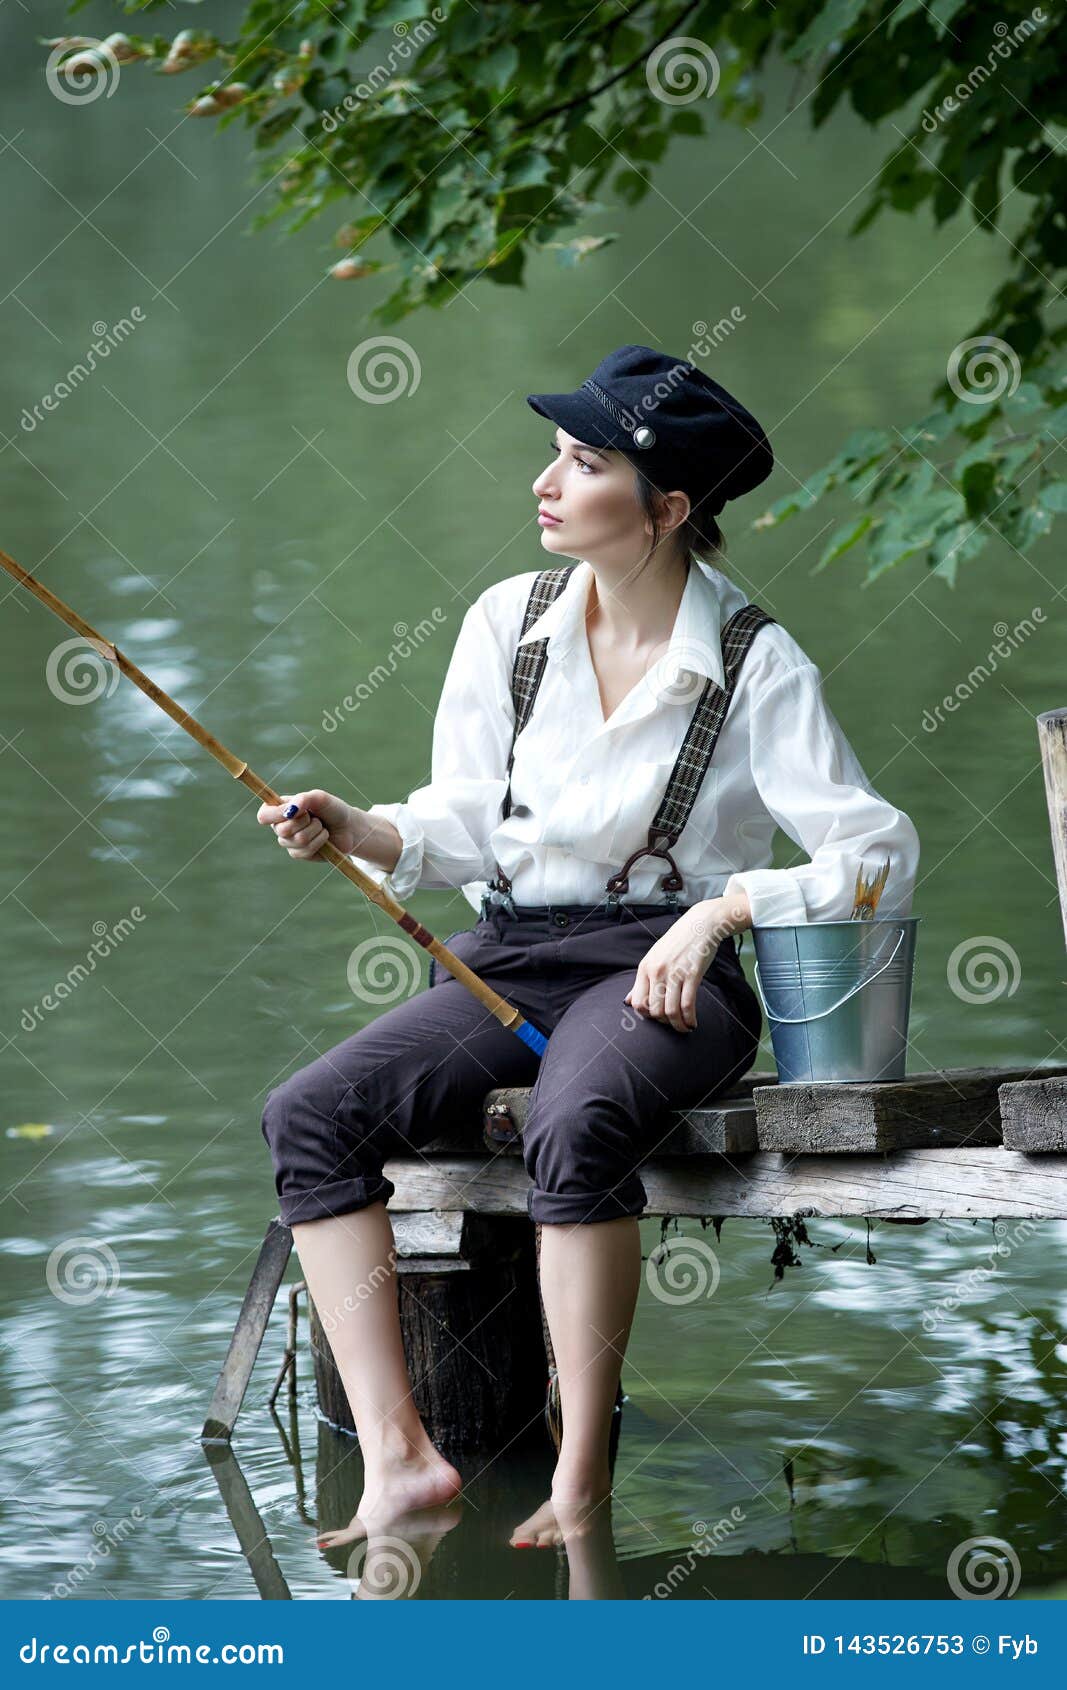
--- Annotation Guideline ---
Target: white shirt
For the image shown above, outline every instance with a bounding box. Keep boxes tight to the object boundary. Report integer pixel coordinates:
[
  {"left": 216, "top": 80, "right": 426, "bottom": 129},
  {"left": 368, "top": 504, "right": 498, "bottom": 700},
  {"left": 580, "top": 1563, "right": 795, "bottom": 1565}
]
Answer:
[{"left": 349, "top": 555, "right": 919, "bottom": 926}]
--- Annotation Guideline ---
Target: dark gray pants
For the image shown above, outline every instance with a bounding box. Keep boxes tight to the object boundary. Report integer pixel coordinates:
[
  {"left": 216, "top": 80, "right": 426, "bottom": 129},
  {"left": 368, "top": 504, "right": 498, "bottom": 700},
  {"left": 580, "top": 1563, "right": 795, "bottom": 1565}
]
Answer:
[{"left": 261, "top": 903, "right": 762, "bottom": 1228}]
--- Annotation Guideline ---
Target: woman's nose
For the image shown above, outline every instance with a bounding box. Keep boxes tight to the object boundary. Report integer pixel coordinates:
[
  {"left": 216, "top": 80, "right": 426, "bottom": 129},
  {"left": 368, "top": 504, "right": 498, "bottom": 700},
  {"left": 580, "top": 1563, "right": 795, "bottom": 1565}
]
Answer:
[{"left": 532, "top": 466, "right": 556, "bottom": 497}]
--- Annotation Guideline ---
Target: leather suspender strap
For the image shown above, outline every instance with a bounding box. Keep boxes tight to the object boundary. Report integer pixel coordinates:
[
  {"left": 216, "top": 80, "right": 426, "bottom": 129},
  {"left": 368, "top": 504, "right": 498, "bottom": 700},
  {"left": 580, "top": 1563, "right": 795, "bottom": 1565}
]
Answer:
[
  {"left": 488, "top": 567, "right": 574, "bottom": 900},
  {"left": 605, "top": 603, "right": 776, "bottom": 904},
  {"left": 486, "top": 572, "right": 776, "bottom": 908}
]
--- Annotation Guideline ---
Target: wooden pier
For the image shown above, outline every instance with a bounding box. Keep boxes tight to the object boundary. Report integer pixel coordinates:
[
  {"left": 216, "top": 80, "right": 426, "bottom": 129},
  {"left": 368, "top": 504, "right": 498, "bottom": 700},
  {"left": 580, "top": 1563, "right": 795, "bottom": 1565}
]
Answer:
[{"left": 204, "top": 708, "right": 1067, "bottom": 1459}]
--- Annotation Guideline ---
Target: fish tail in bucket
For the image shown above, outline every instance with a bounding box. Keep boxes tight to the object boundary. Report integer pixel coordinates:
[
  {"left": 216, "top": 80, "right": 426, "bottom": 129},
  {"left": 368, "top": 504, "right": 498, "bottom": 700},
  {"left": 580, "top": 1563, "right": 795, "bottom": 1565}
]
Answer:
[{"left": 750, "top": 918, "right": 920, "bottom": 1083}]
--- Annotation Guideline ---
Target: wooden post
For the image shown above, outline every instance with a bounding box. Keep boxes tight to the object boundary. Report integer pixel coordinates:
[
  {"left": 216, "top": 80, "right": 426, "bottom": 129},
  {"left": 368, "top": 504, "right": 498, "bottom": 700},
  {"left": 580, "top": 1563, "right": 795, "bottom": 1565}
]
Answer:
[
  {"left": 201, "top": 1217, "right": 293, "bottom": 1443},
  {"left": 307, "top": 1214, "right": 549, "bottom": 1456},
  {"left": 1037, "top": 708, "right": 1067, "bottom": 949}
]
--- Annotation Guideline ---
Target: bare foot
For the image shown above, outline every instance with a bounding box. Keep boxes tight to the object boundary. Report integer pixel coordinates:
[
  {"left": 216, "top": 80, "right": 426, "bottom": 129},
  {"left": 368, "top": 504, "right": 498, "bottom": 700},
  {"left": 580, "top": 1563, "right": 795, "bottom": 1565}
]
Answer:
[
  {"left": 510, "top": 1498, "right": 560, "bottom": 1550},
  {"left": 350, "top": 1505, "right": 464, "bottom": 1599},
  {"left": 510, "top": 1483, "right": 612, "bottom": 1550},
  {"left": 317, "top": 1447, "right": 463, "bottom": 1550}
]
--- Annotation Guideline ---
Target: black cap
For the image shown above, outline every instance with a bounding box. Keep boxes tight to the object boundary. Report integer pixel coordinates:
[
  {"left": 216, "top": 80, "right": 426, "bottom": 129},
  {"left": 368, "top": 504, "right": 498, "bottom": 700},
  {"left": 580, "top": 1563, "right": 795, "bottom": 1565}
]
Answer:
[{"left": 527, "top": 343, "right": 773, "bottom": 519}]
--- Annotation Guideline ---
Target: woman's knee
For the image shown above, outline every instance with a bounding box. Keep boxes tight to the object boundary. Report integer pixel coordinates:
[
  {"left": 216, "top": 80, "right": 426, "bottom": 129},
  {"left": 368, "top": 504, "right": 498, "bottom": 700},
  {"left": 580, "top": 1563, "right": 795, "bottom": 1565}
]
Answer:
[
  {"left": 260, "top": 1062, "right": 361, "bottom": 1173},
  {"left": 521, "top": 1090, "right": 636, "bottom": 1191}
]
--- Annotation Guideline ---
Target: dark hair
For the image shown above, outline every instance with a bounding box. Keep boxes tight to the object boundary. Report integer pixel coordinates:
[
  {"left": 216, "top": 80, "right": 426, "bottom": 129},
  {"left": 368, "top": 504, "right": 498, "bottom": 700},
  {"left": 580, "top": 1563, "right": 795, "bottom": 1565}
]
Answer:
[{"left": 629, "top": 461, "right": 726, "bottom": 576}]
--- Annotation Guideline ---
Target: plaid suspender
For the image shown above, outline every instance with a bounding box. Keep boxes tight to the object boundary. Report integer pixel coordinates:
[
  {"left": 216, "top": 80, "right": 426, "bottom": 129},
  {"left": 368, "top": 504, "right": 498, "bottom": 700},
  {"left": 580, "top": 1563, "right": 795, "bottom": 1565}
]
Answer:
[{"left": 487, "top": 568, "right": 776, "bottom": 906}]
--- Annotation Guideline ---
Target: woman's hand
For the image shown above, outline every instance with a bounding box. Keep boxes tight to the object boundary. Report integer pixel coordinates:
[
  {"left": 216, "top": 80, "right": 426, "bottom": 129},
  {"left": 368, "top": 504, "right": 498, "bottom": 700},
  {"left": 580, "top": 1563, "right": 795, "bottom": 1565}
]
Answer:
[
  {"left": 256, "top": 789, "right": 361, "bottom": 860},
  {"left": 625, "top": 899, "right": 741, "bottom": 1034}
]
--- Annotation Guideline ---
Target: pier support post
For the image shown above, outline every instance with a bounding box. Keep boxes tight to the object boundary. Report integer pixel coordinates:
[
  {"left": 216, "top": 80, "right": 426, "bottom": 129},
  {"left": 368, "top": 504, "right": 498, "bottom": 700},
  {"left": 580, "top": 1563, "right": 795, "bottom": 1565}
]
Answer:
[{"left": 307, "top": 1214, "right": 549, "bottom": 1457}]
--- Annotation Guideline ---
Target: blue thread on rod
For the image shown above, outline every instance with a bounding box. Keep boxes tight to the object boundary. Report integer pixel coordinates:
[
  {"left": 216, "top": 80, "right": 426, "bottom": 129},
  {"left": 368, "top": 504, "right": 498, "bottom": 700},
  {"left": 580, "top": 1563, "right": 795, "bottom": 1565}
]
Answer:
[{"left": 515, "top": 1021, "right": 548, "bottom": 1056}]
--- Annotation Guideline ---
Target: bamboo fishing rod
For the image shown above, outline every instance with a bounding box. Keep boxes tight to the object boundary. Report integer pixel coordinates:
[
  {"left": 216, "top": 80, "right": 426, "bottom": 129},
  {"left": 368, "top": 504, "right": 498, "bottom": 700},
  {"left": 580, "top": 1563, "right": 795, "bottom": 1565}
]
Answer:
[{"left": 0, "top": 547, "right": 548, "bottom": 1056}]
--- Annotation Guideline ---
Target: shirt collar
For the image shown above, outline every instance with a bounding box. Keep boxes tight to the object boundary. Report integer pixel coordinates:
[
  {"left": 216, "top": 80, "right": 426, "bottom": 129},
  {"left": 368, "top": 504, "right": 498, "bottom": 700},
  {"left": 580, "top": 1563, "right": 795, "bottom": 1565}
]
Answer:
[{"left": 515, "top": 555, "right": 734, "bottom": 695}]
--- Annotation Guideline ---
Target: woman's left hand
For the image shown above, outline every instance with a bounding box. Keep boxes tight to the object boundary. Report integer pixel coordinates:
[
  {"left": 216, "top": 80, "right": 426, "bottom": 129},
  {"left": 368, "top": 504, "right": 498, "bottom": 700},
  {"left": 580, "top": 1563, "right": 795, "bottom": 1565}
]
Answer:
[{"left": 624, "top": 899, "right": 739, "bottom": 1034}]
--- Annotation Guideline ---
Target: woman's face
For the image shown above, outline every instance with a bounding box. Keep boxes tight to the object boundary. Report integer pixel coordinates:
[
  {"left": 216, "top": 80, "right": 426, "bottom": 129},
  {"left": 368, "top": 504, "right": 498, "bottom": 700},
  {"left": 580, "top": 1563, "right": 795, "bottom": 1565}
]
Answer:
[{"left": 532, "top": 426, "right": 650, "bottom": 562}]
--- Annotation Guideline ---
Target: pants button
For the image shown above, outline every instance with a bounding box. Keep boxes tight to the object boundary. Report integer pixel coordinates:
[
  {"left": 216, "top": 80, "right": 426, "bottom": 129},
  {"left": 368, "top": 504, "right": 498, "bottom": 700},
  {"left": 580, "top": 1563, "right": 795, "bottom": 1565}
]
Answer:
[{"left": 552, "top": 912, "right": 569, "bottom": 928}]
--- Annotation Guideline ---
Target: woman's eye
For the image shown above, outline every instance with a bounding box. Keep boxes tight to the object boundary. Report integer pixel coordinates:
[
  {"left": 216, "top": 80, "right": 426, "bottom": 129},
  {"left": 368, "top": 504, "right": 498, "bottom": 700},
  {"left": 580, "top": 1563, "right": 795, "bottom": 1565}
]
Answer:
[{"left": 548, "top": 436, "right": 594, "bottom": 473}]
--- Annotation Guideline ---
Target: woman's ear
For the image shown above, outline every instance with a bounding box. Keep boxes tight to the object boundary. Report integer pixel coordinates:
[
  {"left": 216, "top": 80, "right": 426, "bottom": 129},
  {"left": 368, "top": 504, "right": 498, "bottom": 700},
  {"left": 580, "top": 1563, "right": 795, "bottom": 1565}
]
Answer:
[{"left": 660, "top": 488, "right": 691, "bottom": 537}]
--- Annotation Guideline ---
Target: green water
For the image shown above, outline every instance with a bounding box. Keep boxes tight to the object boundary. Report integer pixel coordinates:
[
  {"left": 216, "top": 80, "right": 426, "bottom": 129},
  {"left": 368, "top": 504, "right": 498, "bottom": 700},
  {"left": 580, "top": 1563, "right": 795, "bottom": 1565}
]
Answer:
[{"left": 2, "top": 3, "right": 1066, "bottom": 1600}]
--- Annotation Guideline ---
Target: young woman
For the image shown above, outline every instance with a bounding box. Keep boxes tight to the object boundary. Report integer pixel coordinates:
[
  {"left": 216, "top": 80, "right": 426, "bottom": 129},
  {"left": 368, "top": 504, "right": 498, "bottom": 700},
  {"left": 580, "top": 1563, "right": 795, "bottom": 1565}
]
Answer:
[{"left": 257, "top": 345, "right": 919, "bottom": 1554}]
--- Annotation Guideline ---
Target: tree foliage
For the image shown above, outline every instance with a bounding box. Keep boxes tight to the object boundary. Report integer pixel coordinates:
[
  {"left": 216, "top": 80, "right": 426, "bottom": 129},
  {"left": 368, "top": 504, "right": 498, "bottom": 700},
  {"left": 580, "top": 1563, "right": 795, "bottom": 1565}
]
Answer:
[{"left": 53, "top": 0, "right": 1067, "bottom": 583}]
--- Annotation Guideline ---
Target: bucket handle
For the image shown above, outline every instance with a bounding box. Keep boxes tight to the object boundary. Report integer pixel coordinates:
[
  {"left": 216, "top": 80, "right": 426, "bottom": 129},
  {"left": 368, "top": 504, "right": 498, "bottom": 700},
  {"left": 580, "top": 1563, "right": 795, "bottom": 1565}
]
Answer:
[{"left": 751, "top": 925, "right": 906, "bottom": 1026}]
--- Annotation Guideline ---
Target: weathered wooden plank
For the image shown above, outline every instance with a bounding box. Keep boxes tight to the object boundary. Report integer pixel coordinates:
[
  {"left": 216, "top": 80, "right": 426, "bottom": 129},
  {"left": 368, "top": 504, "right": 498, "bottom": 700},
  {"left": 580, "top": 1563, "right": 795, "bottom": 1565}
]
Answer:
[
  {"left": 383, "top": 1149, "right": 1067, "bottom": 1219},
  {"left": 999, "top": 1076, "right": 1067, "bottom": 1151},
  {"left": 201, "top": 1217, "right": 293, "bottom": 1443},
  {"left": 478, "top": 1072, "right": 777, "bottom": 1156},
  {"left": 753, "top": 1065, "right": 1067, "bottom": 1153},
  {"left": 391, "top": 1209, "right": 466, "bottom": 1256}
]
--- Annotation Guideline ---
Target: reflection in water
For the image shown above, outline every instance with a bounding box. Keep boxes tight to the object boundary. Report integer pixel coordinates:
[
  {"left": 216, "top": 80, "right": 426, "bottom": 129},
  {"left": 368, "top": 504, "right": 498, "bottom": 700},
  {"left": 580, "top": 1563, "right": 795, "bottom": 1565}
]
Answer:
[{"left": 182, "top": 1282, "right": 1067, "bottom": 1600}]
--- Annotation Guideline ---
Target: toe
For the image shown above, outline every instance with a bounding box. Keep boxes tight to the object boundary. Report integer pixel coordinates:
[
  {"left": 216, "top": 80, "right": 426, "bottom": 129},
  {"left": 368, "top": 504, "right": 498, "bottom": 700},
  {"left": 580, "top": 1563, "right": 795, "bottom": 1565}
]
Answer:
[{"left": 316, "top": 1518, "right": 366, "bottom": 1550}]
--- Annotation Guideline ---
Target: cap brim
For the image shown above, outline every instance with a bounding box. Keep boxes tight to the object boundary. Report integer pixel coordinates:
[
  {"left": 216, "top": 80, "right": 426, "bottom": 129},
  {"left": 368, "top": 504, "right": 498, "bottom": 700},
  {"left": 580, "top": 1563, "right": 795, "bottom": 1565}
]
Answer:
[{"left": 526, "top": 389, "right": 622, "bottom": 451}]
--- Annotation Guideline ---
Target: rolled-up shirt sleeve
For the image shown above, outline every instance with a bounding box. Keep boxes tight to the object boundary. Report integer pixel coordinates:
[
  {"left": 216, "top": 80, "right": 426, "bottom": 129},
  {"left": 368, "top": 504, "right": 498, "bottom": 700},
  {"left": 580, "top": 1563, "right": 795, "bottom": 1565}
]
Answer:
[
  {"left": 722, "top": 663, "right": 920, "bottom": 928},
  {"left": 348, "top": 592, "right": 514, "bottom": 903}
]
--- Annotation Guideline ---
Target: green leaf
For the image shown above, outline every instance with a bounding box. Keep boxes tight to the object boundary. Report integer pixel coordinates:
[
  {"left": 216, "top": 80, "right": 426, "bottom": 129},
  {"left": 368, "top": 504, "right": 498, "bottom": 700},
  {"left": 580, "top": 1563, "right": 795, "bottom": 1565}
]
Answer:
[
  {"left": 503, "top": 148, "right": 553, "bottom": 188},
  {"left": 550, "top": 233, "right": 618, "bottom": 267},
  {"left": 1037, "top": 480, "right": 1067, "bottom": 513},
  {"left": 470, "top": 42, "right": 518, "bottom": 91},
  {"left": 812, "top": 514, "right": 873, "bottom": 573},
  {"left": 787, "top": 0, "right": 869, "bottom": 62},
  {"left": 613, "top": 167, "right": 650, "bottom": 206}
]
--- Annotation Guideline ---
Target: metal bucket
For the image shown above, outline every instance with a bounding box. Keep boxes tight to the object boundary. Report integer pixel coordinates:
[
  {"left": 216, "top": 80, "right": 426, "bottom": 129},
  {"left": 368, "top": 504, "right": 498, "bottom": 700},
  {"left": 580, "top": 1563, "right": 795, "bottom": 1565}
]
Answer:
[{"left": 749, "top": 918, "right": 920, "bottom": 1083}]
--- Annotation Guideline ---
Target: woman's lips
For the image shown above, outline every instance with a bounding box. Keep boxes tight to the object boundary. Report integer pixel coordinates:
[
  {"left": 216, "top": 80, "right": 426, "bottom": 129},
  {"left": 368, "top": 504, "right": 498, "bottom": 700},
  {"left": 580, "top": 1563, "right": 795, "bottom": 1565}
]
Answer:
[{"left": 537, "top": 512, "right": 562, "bottom": 526}]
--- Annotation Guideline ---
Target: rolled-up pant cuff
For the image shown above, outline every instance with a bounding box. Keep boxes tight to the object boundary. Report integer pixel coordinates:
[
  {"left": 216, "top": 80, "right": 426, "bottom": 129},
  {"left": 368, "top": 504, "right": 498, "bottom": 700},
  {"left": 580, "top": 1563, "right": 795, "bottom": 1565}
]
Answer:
[
  {"left": 527, "top": 1179, "right": 647, "bottom": 1225},
  {"left": 277, "top": 1173, "right": 394, "bottom": 1227}
]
